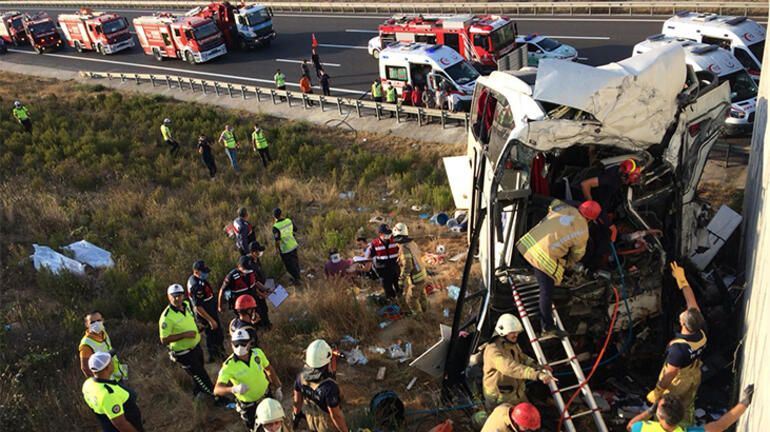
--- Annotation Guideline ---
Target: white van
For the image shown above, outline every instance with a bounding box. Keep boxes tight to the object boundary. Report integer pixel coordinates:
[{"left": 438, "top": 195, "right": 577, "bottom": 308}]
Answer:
[
  {"left": 634, "top": 35, "right": 757, "bottom": 135},
  {"left": 379, "top": 42, "right": 480, "bottom": 108},
  {"left": 662, "top": 11, "right": 765, "bottom": 81}
]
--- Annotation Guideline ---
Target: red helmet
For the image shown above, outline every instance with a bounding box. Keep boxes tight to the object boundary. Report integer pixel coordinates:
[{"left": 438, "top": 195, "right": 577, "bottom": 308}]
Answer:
[
  {"left": 511, "top": 403, "right": 541, "bottom": 430},
  {"left": 579, "top": 200, "right": 601, "bottom": 221},
  {"left": 234, "top": 294, "right": 256, "bottom": 310},
  {"left": 619, "top": 159, "right": 641, "bottom": 183}
]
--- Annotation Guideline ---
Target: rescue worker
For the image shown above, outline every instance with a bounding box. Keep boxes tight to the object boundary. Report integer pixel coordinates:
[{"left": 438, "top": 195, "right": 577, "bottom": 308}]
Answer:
[
  {"left": 366, "top": 224, "right": 401, "bottom": 299},
  {"left": 311, "top": 48, "right": 323, "bottom": 79},
  {"left": 256, "top": 397, "right": 294, "bottom": 432},
  {"left": 273, "top": 207, "right": 301, "bottom": 283},
  {"left": 275, "top": 69, "right": 287, "bottom": 101},
  {"left": 219, "top": 255, "right": 258, "bottom": 313},
  {"left": 214, "top": 329, "right": 282, "bottom": 431},
  {"left": 628, "top": 386, "right": 754, "bottom": 432},
  {"left": 320, "top": 70, "right": 331, "bottom": 96},
  {"left": 234, "top": 206, "right": 257, "bottom": 256},
  {"left": 392, "top": 223, "right": 429, "bottom": 315},
  {"left": 82, "top": 351, "right": 145, "bottom": 432},
  {"left": 160, "top": 118, "right": 179, "bottom": 155},
  {"left": 482, "top": 314, "right": 553, "bottom": 411},
  {"left": 515, "top": 199, "right": 601, "bottom": 338},
  {"left": 293, "top": 339, "right": 348, "bottom": 432},
  {"left": 481, "top": 402, "right": 541, "bottom": 432},
  {"left": 79, "top": 311, "right": 127, "bottom": 381},
  {"left": 247, "top": 241, "right": 273, "bottom": 330},
  {"left": 645, "top": 262, "right": 707, "bottom": 425},
  {"left": 229, "top": 294, "right": 261, "bottom": 347},
  {"left": 159, "top": 284, "right": 217, "bottom": 400},
  {"left": 371, "top": 79, "right": 382, "bottom": 103},
  {"left": 385, "top": 84, "right": 397, "bottom": 117},
  {"left": 219, "top": 124, "right": 239, "bottom": 174},
  {"left": 577, "top": 158, "right": 641, "bottom": 213},
  {"left": 198, "top": 134, "right": 217, "bottom": 180},
  {"left": 252, "top": 124, "right": 272, "bottom": 168},
  {"left": 355, "top": 237, "right": 377, "bottom": 280},
  {"left": 12, "top": 100, "right": 31, "bottom": 133},
  {"left": 187, "top": 260, "right": 226, "bottom": 362}
]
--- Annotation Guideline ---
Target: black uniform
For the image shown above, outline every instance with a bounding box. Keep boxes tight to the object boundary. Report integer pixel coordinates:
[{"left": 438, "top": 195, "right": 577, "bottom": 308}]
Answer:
[
  {"left": 234, "top": 217, "right": 256, "bottom": 256},
  {"left": 198, "top": 138, "right": 217, "bottom": 178},
  {"left": 247, "top": 255, "right": 271, "bottom": 329},
  {"left": 221, "top": 268, "right": 257, "bottom": 311},
  {"left": 320, "top": 73, "right": 331, "bottom": 96},
  {"left": 187, "top": 275, "right": 225, "bottom": 360},
  {"left": 294, "top": 367, "right": 342, "bottom": 430}
]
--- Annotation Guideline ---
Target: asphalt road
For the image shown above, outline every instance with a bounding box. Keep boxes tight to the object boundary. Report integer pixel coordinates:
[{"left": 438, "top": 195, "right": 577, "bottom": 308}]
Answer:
[{"left": 1, "top": 7, "right": 765, "bottom": 96}]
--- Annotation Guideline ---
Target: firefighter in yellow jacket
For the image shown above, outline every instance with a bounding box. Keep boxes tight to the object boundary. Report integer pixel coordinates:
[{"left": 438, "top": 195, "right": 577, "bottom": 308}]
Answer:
[
  {"left": 392, "top": 222, "right": 429, "bottom": 315},
  {"left": 516, "top": 199, "right": 601, "bottom": 338},
  {"left": 482, "top": 314, "right": 553, "bottom": 412}
]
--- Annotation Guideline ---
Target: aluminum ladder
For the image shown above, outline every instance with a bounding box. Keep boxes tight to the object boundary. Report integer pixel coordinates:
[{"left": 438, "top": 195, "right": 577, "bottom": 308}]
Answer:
[{"left": 509, "top": 277, "right": 609, "bottom": 432}]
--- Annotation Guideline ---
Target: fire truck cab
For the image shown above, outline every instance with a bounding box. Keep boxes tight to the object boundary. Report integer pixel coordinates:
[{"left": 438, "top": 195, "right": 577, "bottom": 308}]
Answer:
[
  {"left": 187, "top": 2, "right": 275, "bottom": 50},
  {"left": 133, "top": 14, "right": 227, "bottom": 64},
  {"left": 58, "top": 9, "right": 134, "bottom": 55},
  {"left": 0, "top": 11, "right": 27, "bottom": 45},
  {"left": 372, "top": 14, "right": 516, "bottom": 71},
  {"left": 23, "top": 12, "right": 62, "bottom": 54}
]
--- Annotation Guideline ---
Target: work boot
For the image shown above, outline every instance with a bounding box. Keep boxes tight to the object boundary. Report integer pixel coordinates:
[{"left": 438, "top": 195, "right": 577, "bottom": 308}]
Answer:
[{"left": 541, "top": 326, "right": 568, "bottom": 339}]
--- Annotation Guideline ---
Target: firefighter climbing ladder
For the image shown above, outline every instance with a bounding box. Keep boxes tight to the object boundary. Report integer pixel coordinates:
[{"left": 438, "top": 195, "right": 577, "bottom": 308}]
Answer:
[{"left": 508, "top": 278, "right": 609, "bottom": 432}]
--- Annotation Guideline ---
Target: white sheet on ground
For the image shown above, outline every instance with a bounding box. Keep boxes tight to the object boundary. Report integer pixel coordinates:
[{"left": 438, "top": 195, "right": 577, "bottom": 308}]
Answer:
[
  {"left": 62, "top": 240, "right": 115, "bottom": 269},
  {"left": 31, "top": 244, "right": 86, "bottom": 275}
]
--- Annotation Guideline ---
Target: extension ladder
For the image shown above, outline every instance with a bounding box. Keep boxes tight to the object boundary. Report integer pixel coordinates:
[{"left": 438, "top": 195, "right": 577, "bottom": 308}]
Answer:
[{"left": 508, "top": 278, "right": 609, "bottom": 432}]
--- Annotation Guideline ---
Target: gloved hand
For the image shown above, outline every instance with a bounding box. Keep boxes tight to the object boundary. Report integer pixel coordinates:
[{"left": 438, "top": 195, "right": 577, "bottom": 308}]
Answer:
[
  {"left": 670, "top": 262, "right": 689, "bottom": 289},
  {"left": 292, "top": 411, "right": 305, "bottom": 429},
  {"left": 231, "top": 384, "right": 249, "bottom": 395},
  {"left": 646, "top": 385, "right": 665, "bottom": 404},
  {"left": 740, "top": 384, "right": 755, "bottom": 406},
  {"left": 273, "top": 387, "right": 283, "bottom": 401},
  {"left": 537, "top": 371, "right": 554, "bottom": 385}
]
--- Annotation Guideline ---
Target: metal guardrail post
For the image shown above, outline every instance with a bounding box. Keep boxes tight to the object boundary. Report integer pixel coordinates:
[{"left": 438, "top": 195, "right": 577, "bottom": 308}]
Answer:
[
  {"left": 395, "top": 105, "right": 401, "bottom": 123},
  {"left": 177, "top": 77, "right": 183, "bottom": 89},
  {"left": 134, "top": 74, "right": 140, "bottom": 85},
  {"left": 214, "top": 82, "right": 220, "bottom": 96},
  {"left": 337, "top": 98, "right": 343, "bottom": 115},
  {"left": 725, "top": 142, "right": 732, "bottom": 168},
  {"left": 375, "top": 103, "right": 381, "bottom": 120},
  {"left": 287, "top": 91, "right": 292, "bottom": 107},
  {"left": 255, "top": 87, "right": 262, "bottom": 102},
  {"left": 190, "top": 78, "right": 195, "bottom": 93},
  {"left": 417, "top": 108, "right": 424, "bottom": 126},
  {"left": 202, "top": 80, "right": 207, "bottom": 94},
  {"left": 271, "top": 89, "right": 277, "bottom": 104},
  {"left": 241, "top": 85, "right": 247, "bottom": 100},
  {"left": 356, "top": 101, "right": 362, "bottom": 117},
  {"left": 106, "top": 73, "right": 112, "bottom": 81},
  {"left": 464, "top": 113, "right": 470, "bottom": 130},
  {"left": 227, "top": 83, "right": 233, "bottom": 97},
  {"left": 150, "top": 75, "right": 156, "bottom": 87},
  {"left": 165, "top": 75, "right": 171, "bottom": 89},
  {"left": 440, "top": 110, "right": 446, "bottom": 129},
  {"left": 302, "top": 94, "right": 309, "bottom": 109},
  {"left": 120, "top": 73, "right": 126, "bottom": 83}
]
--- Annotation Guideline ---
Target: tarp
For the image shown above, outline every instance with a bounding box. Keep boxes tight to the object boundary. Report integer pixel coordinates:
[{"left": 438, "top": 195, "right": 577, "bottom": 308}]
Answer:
[
  {"left": 62, "top": 240, "right": 115, "bottom": 269},
  {"left": 525, "top": 44, "right": 687, "bottom": 151},
  {"left": 31, "top": 244, "right": 86, "bottom": 276}
]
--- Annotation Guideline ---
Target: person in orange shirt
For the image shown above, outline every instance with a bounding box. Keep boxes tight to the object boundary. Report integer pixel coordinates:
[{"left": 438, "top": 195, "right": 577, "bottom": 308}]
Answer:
[
  {"left": 78, "top": 311, "right": 128, "bottom": 381},
  {"left": 299, "top": 75, "right": 315, "bottom": 107}
]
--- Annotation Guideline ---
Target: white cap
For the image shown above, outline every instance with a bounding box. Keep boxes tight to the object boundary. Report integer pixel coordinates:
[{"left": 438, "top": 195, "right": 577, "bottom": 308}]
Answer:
[
  {"left": 163, "top": 118, "right": 171, "bottom": 123},
  {"left": 14, "top": 100, "right": 21, "bottom": 106},
  {"left": 88, "top": 351, "right": 112, "bottom": 372},
  {"left": 232, "top": 328, "right": 251, "bottom": 342},
  {"left": 167, "top": 284, "right": 184, "bottom": 295}
]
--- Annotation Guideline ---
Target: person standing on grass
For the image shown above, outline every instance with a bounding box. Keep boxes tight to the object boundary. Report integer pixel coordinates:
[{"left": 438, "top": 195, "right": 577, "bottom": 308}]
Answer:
[
  {"left": 187, "top": 260, "right": 226, "bottom": 362},
  {"left": 272, "top": 207, "right": 301, "bottom": 283},
  {"left": 293, "top": 339, "right": 348, "bottom": 432},
  {"left": 366, "top": 224, "right": 401, "bottom": 299},
  {"left": 198, "top": 134, "right": 217, "bottom": 180},
  {"left": 12, "top": 100, "right": 32, "bottom": 133},
  {"left": 251, "top": 124, "right": 271, "bottom": 168},
  {"left": 219, "top": 124, "right": 239, "bottom": 174},
  {"left": 78, "top": 311, "right": 128, "bottom": 381},
  {"left": 234, "top": 206, "right": 257, "bottom": 256},
  {"left": 320, "top": 70, "right": 331, "bottom": 97},
  {"left": 160, "top": 118, "right": 180, "bottom": 155},
  {"left": 247, "top": 241, "right": 273, "bottom": 330},
  {"left": 311, "top": 48, "right": 323, "bottom": 79},
  {"left": 82, "top": 352, "right": 145, "bottom": 432}
]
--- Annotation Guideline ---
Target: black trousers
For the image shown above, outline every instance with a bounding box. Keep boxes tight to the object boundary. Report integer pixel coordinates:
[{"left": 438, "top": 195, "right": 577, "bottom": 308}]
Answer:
[
  {"left": 236, "top": 399, "right": 258, "bottom": 431},
  {"left": 165, "top": 139, "right": 180, "bottom": 155},
  {"left": 281, "top": 249, "right": 301, "bottom": 281},
  {"left": 254, "top": 296, "right": 271, "bottom": 328},
  {"left": 200, "top": 316, "right": 225, "bottom": 360},
  {"left": 533, "top": 268, "right": 556, "bottom": 329},
  {"left": 257, "top": 147, "right": 271, "bottom": 167},
  {"left": 172, "top": 344, "right": 215, "bottom": 397},
  {"left": 322, "top": 85, "right": 331, "bottom": 96},
  {"left": 277, "top": 85, "right": 287, "bottom": 101},
  {"left": 376, "top": 263, "right": 400, "bottom": 298},
  {"left": 201, "top": 155, "right": 217, "bottom": 178},
  {"left": 19, "top": 118, "right": 31, "bottom": 133}
]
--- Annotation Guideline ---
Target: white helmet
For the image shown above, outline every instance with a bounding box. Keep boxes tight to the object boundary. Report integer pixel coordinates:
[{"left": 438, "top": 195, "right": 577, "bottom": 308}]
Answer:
[
  {"left": 232, "top": 328, "right": 251, "bottom": 342},
  {"left": 305, "top": 339, "right": 332, "bottom": 368},
  {"left": 495, "top": 313, "right": 523, "bottom": 337},
  {"left": 392, "top": 222, "right": 408, "bottom": 237},
  {"left": 256, "top": 398, "right": 285, "bottom": 424},
  {"left": 163, "top": 118, "right": 171, "bottom": 124},
  {"left": 14, "top": 100, "right": 21, "bottom": 107}
]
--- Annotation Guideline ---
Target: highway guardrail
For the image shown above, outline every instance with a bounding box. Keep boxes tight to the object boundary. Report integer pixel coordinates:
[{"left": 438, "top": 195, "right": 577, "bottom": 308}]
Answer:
[
  {"left": 79, "top": 71, "right": 470, "bottom": 129},
  {"left": 2, "top": 1, "right": 768, "bottom": 17}
]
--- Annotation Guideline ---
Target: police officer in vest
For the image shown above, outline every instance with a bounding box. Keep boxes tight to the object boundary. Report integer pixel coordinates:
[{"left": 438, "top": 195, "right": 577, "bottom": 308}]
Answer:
[
  {"left": 215, "top": 329, "right": 282, "bottom": 431},
  {"left": 160, "top": 118, "right": 179, "bottom": 155},
  {"left": 366, "top": 224, "right": 401, "bottom": 299},
  {"left": 293, "top": 339, "right": 348, "bottom": 432},
  {"left": 159, "top": 284, "right": 217, "bottom": 401},
  {"left": 82, "top": 351, "right": 145, "bottom": 432},
  {"left": 371, "top": 80, "right": 382, "bottom": 102},
  {"left": 12, "top": 100, "right": 32, "bottom": 133},
  {"left": 79, "top": 311, "right": 128, "bottom": 381},
  {"left": 219, "top": 256, "right": 258, "bottom": 313},
  {"left": 256, "top": 398, "right": 294, "bottom": 432},
  {"left": 187, "top": 260, "right": 226, "bottom": 362},
  {"left": 252, "top": 123, "right": 272, "bottom": 168},
  {"left": 230, "top": 294, "right": 261, "bottom": 348},
  {"left": 645, "top": 262, "right": 707, "bottom": 426},
  {"left": 234, "top": 206, "right": 257, "bottom": 256},
  {"left": 273, "top": 207, "right": 301, "bottom": 283},
  {"left": 481, "top": 402, "right": 541, "bottom": 432},
  {"left": 219, "top": 124, "right": 240, "bottom": 174}
]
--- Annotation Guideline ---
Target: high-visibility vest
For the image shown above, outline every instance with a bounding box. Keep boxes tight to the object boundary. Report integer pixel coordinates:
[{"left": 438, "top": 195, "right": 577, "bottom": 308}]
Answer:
[
  {"left": 635, "top": 421, "right": 684, "bottom": 432},
  {"left": 13, "top": 106, "right": 29, "bottom": 120},
  {"left": 274, "top": 218, "right": 298, "bottom": 253},
  {"left": 274, "top": 72, "right": 285, "bottom": 87},
  {"left": 252, "top": 129, "right": 268, "bottom": 149},
  {"left": 160, "top": 124, "right": 172, "bottom": 140},
  {"left": 371, "top": 82, "right": 382, "bottom": 97},
  {"left": 79, "top": 330, "right": 125, "bottom": 381},
  {"left": 386, "top": 87, "right": 397, "bottom": 102},
  {"left": 221, "top": 130, "right": 236, "bottom": 149}
]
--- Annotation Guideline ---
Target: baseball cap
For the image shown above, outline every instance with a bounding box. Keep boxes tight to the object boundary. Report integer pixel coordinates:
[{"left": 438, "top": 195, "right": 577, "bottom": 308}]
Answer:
[
  {"left": 272, "top": 207, "right": 282, "bottom": 218},
  {"left": 88, "top": 351, "right": 112, "bottom": 372},
  {"left": 193, "top": 260, "right": 210, "bottom": 272},
  {"left": 249, "top": 241, "right": 266, "bottom": 252},
  {"left": 167, "top": 284, "right": 185, "bottom": 295},
  {"left": 378, "top": 223, "right": 392, "bottom": 235}
]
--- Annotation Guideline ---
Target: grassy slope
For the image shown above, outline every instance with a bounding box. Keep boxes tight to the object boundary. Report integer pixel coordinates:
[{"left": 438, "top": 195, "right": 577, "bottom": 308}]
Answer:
[{"left": 0, "top": 73, "right": 468, "bottom": 431}]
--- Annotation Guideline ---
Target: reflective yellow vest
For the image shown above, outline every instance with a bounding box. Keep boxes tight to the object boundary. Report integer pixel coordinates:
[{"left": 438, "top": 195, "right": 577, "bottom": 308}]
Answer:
[
  {"left": 371, "top": 82, "right": 382, "bottom": 97},
  {"left": 386, "top": 86, "right": 397, "bottom": 102},
  {"left": 274, "top": 218, "right": 298, "bottom": 253},
  {"left": 160, "top": 124, "right": 171, "bottom": 140},
  {"left": 252, "top": 129, "right": 268, "bottom": 149},
  {"left": 79, "top": 330, "right": 125, "bottom": 381},
  {"left": 635, "top": 421, "right": 684, "bottom": 432},
  {"left": 13, "top": 106, "right": 29, "bottom": 120},
  {"left": 274, "top": 72, "right": 285, "bottom": 87},
  {"left": 221, "top": 130, "right": 236, "bottom": 149}
]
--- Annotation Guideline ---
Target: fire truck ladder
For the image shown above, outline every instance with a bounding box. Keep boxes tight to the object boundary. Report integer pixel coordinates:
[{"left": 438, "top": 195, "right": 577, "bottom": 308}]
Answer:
[{"left": 507, "top": 277, "right": 609, "bottom": 432}]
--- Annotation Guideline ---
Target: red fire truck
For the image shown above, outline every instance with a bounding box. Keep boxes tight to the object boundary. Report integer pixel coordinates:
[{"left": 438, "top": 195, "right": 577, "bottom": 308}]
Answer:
[
  {"left": 23, "top": 12, "right": 63, "bottom": 53},
  {"left": 0, "top": 11, "right": 27, "bottom": 45},
  {"left": 187, "top": 2, "right": 275, "bottom": 50},
  {"left": 372, "top": 15, "right": 516, "bottom": 70},
  {"left": 133, "top": 13, "right": 227, "bottom": 64},
  {"left": 58, "top": 9, "right": 134, "bottom": 55}
]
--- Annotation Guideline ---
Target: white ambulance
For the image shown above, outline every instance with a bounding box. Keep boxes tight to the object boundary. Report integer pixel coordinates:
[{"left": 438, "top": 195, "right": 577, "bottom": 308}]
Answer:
[
  {"left": 662, "top": 11, "right": 765, "bottom": 81},
  {"left": 378, "top": 42, "right": 480, "bottom": 108},
  {"left": 634, "top": 34, "right": 757, "bottom": 135}
]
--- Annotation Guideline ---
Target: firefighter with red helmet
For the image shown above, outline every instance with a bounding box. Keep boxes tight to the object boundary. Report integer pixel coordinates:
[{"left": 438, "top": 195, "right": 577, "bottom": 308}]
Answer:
[
  {"left": 229, "top": 294, "right": 261, "bottom": 348},
  {"left": 481, "top": 402, "right": 541, "bottom": 432},
  {"left": 578, "top": 158, "right": 641, "bottom": 212}
]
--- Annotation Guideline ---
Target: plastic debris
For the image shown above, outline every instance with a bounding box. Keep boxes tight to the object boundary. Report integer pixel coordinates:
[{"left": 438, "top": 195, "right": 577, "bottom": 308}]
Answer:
[
  {"left": 379, "top": 321, "right": 391, "bottom": 329},
  {"left": 448, "top": 252, "right": 467, "bottom": 262},
  {"left": 388, "top": 344, "right": 406, "bottom": 359},
  {"left": 436, "top": 244, "right": 446, "bottom": 255},
  {"left": 422, "top": 253, "right": 444, "bottom": 265},
  {"left": 419, "top": 212, "right": 431, "bottom": 219},
  {"left": 425, "top": 283, "right": 445, "bottom": 295},
  {"left": 376, "top": 366, "right": 386, "bottom": 381},
  {"left": 406, "top": 377, "right": 418, "bottom": 390},
  {"left": 62, "top": 240, "right": 114, "bottom": 269},
  {"left": 369, "top": 346, "right": 387, "bottom": 354},
  {"left": 340, "top": 335, "right": 360, "bottom": 345},
  {"left": 430, "top": 212, "right": 449, "bottom": 225},
  {"left": 345, "top": 346, "right": 368, "bottom": 365},
  {"left": 443, "top": 308, "right": 450, "bottom": 318},
  {"left": 31, "top": 244, "right": 86, "bottom": 275},
  {"left": 405, "top": 342, "right": 412, "bottom": 358},
  {"left": 447, "top": 285, "right": 461, "bottom": 301}
]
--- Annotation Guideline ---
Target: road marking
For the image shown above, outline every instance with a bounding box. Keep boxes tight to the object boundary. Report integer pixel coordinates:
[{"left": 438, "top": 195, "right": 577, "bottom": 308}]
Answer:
[
  {"left": 543, "top": 35, "right": 611, "bottom": 40},
  {"left": 346, "top": 29, "right": 378, "bottom": 34},
  {"left": 7, "top": 49, "right": 366, "bottom": 95},
  {"left": 318, "top": 43, "right": 368, "bottom": 50},
  {"left": 276, "top": 58, "right": 341, "bottom": 67}
]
